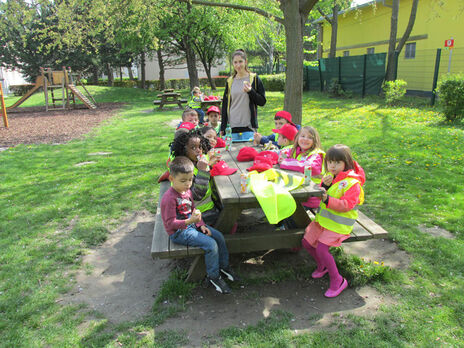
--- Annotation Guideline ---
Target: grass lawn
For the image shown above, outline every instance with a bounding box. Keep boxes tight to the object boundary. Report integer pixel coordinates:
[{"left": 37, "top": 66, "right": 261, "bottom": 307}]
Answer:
[{"left": 1, "top": 86, "right": 463, "bottom": 347}]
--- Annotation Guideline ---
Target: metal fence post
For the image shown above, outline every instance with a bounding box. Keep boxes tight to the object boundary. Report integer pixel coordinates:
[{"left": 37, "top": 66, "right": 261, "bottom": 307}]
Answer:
[
  {"left": 318, "top": 59, "right": 323, "bottom": 91},
  {"left": 362, "top": 54, "right": 367, "bottom": 98},
  {"left": 431, "top": 48, "right": 442, "bottom": 106},
  {"left": 338, "top": 56, "right": 342, "bottom": 85}
]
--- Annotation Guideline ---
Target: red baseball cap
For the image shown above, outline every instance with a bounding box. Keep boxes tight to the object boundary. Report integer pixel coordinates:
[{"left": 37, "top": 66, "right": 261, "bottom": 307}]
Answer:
[
  {"left": 206, "top": 105, "right": 221, "bottom": 114},
  {"left": 274, "top": 110, "right": 295, "bottom": 126},
  {"left": 255, "top": 150, "right": 279, "bottom": 165},
  {"left": 272, "top": 123, "right": 298, "bottom": 141},
  {"left": 177, "top": 122, "right": 196, "bottom": 131},
  {"left": 237, "top": 147, "right": 259, "bottom": 162},
  {"left": 247, "top": 157, "right": 273, "bottom": 172},
  {"left": 210, "top": 160, "right": 237, "bottom": 177},
  {"left": 215, "top": 137, "right": 226, "bottom": 148}
]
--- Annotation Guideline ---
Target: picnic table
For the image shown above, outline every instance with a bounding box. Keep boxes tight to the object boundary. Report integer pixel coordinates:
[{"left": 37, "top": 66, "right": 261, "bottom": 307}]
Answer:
[
  {"left": 151, "top": 142, "right": 389, "bottom": 281},
  {"left": 153, "top": 91, "right": 187, "bottom": 110},
  {"left": 201, "top": 98, "right": 222, "bottom": 112},
  {"left": 213, "top": 143, "right": 322, "bottom": 235}
]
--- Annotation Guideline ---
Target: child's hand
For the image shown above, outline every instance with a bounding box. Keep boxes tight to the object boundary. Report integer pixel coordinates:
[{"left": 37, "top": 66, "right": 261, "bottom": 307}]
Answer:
[
  {"left": 253, "top": 132, "right": 262, "bottom": 145},
  {"left": 208, "top": 150, "right": 221, "bottom": 166},
  {"left": 320, "top": 187, "right": 328, "bottom": 202},
  {"left": 200, "top": 225, "right": 211, "bottom": 236},
  {"left": 191, "top": 209, "right": 202, "bottom": 223},
  {"left": 322, "top": 173, "right": 334, "bottom": 186},
  {"left": 196, "top": 154, "right": 209, "bottom": 171}
]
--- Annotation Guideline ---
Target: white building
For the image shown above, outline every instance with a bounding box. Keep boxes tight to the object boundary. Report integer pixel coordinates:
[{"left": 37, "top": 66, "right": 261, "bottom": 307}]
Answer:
[
  {"left": 140, "top": 56, "right": 226, "bottom": 81},
  {"left": 0, "top": 67, "right": 28, "bottom": 96}
]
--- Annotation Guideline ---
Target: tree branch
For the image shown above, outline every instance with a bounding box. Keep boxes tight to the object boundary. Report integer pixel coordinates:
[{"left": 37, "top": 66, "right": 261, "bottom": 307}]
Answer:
[
  {"left": 317, "top": 8, "right": 332, "bottom": 25},
  {"left": 395, "top": 0, "right": 419, "bottom": 54},
  {"left": 181, "top": 0, "right": 284, "bottom": 24},
  {"left": 300, "top": 0, "right": 320, "bottom": 17}
]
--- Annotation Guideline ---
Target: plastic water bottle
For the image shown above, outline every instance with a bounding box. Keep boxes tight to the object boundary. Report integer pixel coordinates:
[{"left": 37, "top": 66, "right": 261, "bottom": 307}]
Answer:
[{"left": 225, "top": 123, "right": 232, "bottom": 151}]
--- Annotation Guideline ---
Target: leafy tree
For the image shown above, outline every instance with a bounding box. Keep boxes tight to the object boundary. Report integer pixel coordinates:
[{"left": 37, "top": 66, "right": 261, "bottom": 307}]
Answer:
[{"left": 182, "top": 0, "right": 321, "bottom": 125}]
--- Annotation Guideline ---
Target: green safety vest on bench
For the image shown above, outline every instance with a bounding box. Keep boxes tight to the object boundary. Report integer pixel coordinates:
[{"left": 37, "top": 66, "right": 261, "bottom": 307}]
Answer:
[
  {"left": 249, "top": 169, "right": 304, "bottom": 224},
  {"left": 193, "top": 166, "right": 214, "bottom": 213},
  {"left": 315, "top": 177, "right": 364, "bottom": 235}
]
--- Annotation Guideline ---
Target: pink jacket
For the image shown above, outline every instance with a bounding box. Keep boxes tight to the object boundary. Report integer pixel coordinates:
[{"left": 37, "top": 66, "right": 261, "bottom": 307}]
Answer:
[{"left": 279, "top": 147, "right": 324, "bottom": 176}]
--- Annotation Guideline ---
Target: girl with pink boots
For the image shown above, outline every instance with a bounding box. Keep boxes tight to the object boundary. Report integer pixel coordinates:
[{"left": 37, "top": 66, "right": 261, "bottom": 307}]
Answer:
[{"left": 302, "top": 144, "right": 365, "bottom": 298}]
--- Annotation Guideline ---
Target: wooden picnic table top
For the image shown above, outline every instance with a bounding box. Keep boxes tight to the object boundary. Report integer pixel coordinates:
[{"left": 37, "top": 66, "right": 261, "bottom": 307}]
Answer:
[
  {"left": 157, "top": 92, "right": 181, "bottom": 98},
  {"left": 212, "top": 142, "right": 323, "bottom": 233}
]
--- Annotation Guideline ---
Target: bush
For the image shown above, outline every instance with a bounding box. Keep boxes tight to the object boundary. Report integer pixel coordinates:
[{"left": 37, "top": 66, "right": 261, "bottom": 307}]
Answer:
[
  {"left": 437, "top": 73, "right": 464, "bottom": 121},
  {"left": 260, "top": 73, "right": 285, "bottom": 91},
  {"left": 382, "top": 79, "right": 407, "bottom": 105}
]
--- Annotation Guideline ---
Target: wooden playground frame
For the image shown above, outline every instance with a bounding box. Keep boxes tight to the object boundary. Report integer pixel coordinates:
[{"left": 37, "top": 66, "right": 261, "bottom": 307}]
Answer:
[{"left": 6, "top": 67, "right": 97, "bottom": 112}]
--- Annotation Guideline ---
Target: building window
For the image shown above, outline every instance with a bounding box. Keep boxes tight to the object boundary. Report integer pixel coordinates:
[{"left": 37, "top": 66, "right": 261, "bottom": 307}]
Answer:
[
  {"left": 367, "top": 47, "right": 375, "bottom": 54},
  {"left": 343, "top": 51, "right": 350, "bottom": 57},
  {"left": 405, "top": 43, "right": 416, "bottom": 59}
]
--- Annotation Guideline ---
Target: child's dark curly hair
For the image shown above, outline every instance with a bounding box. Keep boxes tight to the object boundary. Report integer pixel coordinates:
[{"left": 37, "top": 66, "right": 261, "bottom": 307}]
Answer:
[{"left": 171, "top": 129, "right": 211, "bottom": 157}]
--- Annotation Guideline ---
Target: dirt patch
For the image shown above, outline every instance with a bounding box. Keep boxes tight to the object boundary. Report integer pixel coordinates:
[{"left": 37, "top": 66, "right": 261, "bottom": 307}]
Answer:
[
  {"left": 61, "top": 210, "right": 173, "bottom": 323},
  {"left": 0, "top": 103, "right": 123, "bottom": 147},
  {"left": 419, "top": 224, "right": 455, "bottom": 239}
]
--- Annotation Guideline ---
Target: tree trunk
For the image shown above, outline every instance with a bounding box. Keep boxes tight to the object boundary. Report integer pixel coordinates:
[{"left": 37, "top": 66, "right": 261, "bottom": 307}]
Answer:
[
  {"left": 396, "top": 0, "right": 419, "bottom": 54},
  {"left": 127, "top": 65, "right": 134, "bottom": 80},
  {"left": 106, "top": 63, "right": 114, "bottom": 87},
  {"left": 281, "top": 0, "right": 304, "bottom": 125},
  {"left": 119, "top": 66, "right": 123, "bottom": 82},
  {"left": 157, "top": 48, "right": 166, "bottom": 91},
  {"left": 329, "top": 4, "right": 339, "bottom": 58},
  {"left": 385, "top": 0, "right": 399, "bottom": 81},
  {"left": 184, "top": 37, "right": 199, "bottom": 90},
  {"left": 204, "top": 64, "right": 216, "bottom": 90},
  {"left": 91, "top": 66, "right": 99, "bottom": 84},
  {"left": 140, "top": 51, "right": 146, "bottom": 89}
]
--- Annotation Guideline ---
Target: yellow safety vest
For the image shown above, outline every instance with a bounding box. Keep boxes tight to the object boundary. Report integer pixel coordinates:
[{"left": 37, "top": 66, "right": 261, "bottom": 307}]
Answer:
[
  {"left": 249, "top": 169, "right": 304, "bottom": 224},
  {"left": 193, "top": 166, "right": 214, "bottom": 213},
  {"left": 315, "top": 177, "right": 364, "bottom": 235}
]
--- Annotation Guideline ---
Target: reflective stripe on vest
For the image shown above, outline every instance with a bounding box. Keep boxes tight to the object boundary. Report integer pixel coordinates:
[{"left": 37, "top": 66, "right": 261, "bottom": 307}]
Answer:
[
  {"left": 193, "top": 166, "right": 214, "bottom": 212},
  {"left": 315, "top": 177, "right": 361, "bottom": 235}
]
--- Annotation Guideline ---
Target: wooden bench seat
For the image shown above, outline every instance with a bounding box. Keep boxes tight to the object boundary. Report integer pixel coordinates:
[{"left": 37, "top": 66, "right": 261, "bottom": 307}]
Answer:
[{"left": 151, "top": 181, "right": 388, "bottom": 281}]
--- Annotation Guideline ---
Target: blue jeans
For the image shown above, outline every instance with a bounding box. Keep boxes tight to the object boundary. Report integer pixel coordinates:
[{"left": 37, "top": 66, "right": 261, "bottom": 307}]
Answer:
[{"left": 170, "top": 224, "right": 229, "bottom": 279}]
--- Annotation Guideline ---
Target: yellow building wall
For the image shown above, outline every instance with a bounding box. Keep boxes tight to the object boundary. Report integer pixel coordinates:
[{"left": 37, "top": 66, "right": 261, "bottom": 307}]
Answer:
[{"left": 321, "top": 0, "right": 464, "bottom": 92}]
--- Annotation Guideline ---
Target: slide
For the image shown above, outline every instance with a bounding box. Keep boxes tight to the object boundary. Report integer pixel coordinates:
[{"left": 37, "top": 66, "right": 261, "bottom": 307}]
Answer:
[
  {"left": 6, "top": 76, "right": 44, "bottom": 110},
  {"left": 68, "top": 84, "right": 97, "bottom": 109}
]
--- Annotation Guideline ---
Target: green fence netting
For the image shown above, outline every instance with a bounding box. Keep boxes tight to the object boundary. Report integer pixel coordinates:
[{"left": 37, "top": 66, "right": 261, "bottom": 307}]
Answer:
[{"left": 305, "top": 53, "right": 386, "bottom": 95}]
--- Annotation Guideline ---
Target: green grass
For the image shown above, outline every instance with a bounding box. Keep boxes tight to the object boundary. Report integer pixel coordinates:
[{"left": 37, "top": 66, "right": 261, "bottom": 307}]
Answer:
[{"left": 1, "top": 87, "right": 464, "bottom": 346}]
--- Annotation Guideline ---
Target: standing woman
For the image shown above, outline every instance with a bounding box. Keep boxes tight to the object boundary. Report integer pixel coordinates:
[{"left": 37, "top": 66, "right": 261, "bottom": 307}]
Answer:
[{"left": 221, "top": 49, "right": 266, "bottom": 137}]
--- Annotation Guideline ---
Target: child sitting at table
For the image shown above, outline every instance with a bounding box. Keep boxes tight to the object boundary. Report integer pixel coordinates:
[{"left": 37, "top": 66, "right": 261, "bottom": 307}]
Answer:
[
  {"left": 179, "top": 108, "right": 200, "bottom": 128},
  {"left": 205, "top": 106, "right": 221, "bottom": 134},
  {"left": 279, "top": 126, "right": 325, "bottom": 209},
  {"left": 187, "top": 86, "right": 205, "bottom": 124},
  {"left": 171, "top": 129, "right": 221, "bottom": 225},
  {"left": 272, "top": 123, "right": 298, "bottom": 151},
  {"left": 254, "top": 110, "right": 300, "bottom": 147},
  {"left": 161, "top": 156, "right": 237, "bottom": 294},
  {"left": 302, "top": 144, "right": 365, "bottom": 298}
]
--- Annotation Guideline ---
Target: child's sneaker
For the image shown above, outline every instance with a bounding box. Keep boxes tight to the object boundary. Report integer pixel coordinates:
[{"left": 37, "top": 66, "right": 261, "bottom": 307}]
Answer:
[
  {"left": 207, "top": 276, "right": 231, "bottom": 294},
  {"left": 220, "top": 267, "right": 240, "bottom": 282}
]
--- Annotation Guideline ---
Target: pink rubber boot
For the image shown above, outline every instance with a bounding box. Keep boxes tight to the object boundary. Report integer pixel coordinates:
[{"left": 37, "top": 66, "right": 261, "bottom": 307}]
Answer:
[
  {"left": 315, "top": 243, "right": 348, "bottom": 297},
  {"left": 302, "top": 239, "right": 328, "bottom": 278}
]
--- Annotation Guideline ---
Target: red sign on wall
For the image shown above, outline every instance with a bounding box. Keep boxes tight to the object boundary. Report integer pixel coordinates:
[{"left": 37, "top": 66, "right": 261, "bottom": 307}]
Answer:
[{"left": 445, "top": 39, "right": 454, "bottom": 48}]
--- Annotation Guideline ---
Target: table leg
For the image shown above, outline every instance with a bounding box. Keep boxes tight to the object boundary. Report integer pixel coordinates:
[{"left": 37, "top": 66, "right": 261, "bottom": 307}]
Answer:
[
  {"left": 214, "top": 204, "right": 242, "bottom": 234},
  {"left": 292, "top": 203, "right": 312, "bottom": 228},
  {"left": 186, "top": 255, "right": 206, "bottom": 282}
]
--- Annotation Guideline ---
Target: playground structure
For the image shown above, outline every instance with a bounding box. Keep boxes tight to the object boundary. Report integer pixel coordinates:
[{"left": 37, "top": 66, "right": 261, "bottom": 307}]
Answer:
[
  {"left": 6, "top": 67, "right": 97, "bottom": 111},
  {"left": 1, "top": 82, "right": 8, "bottom": 127}
]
